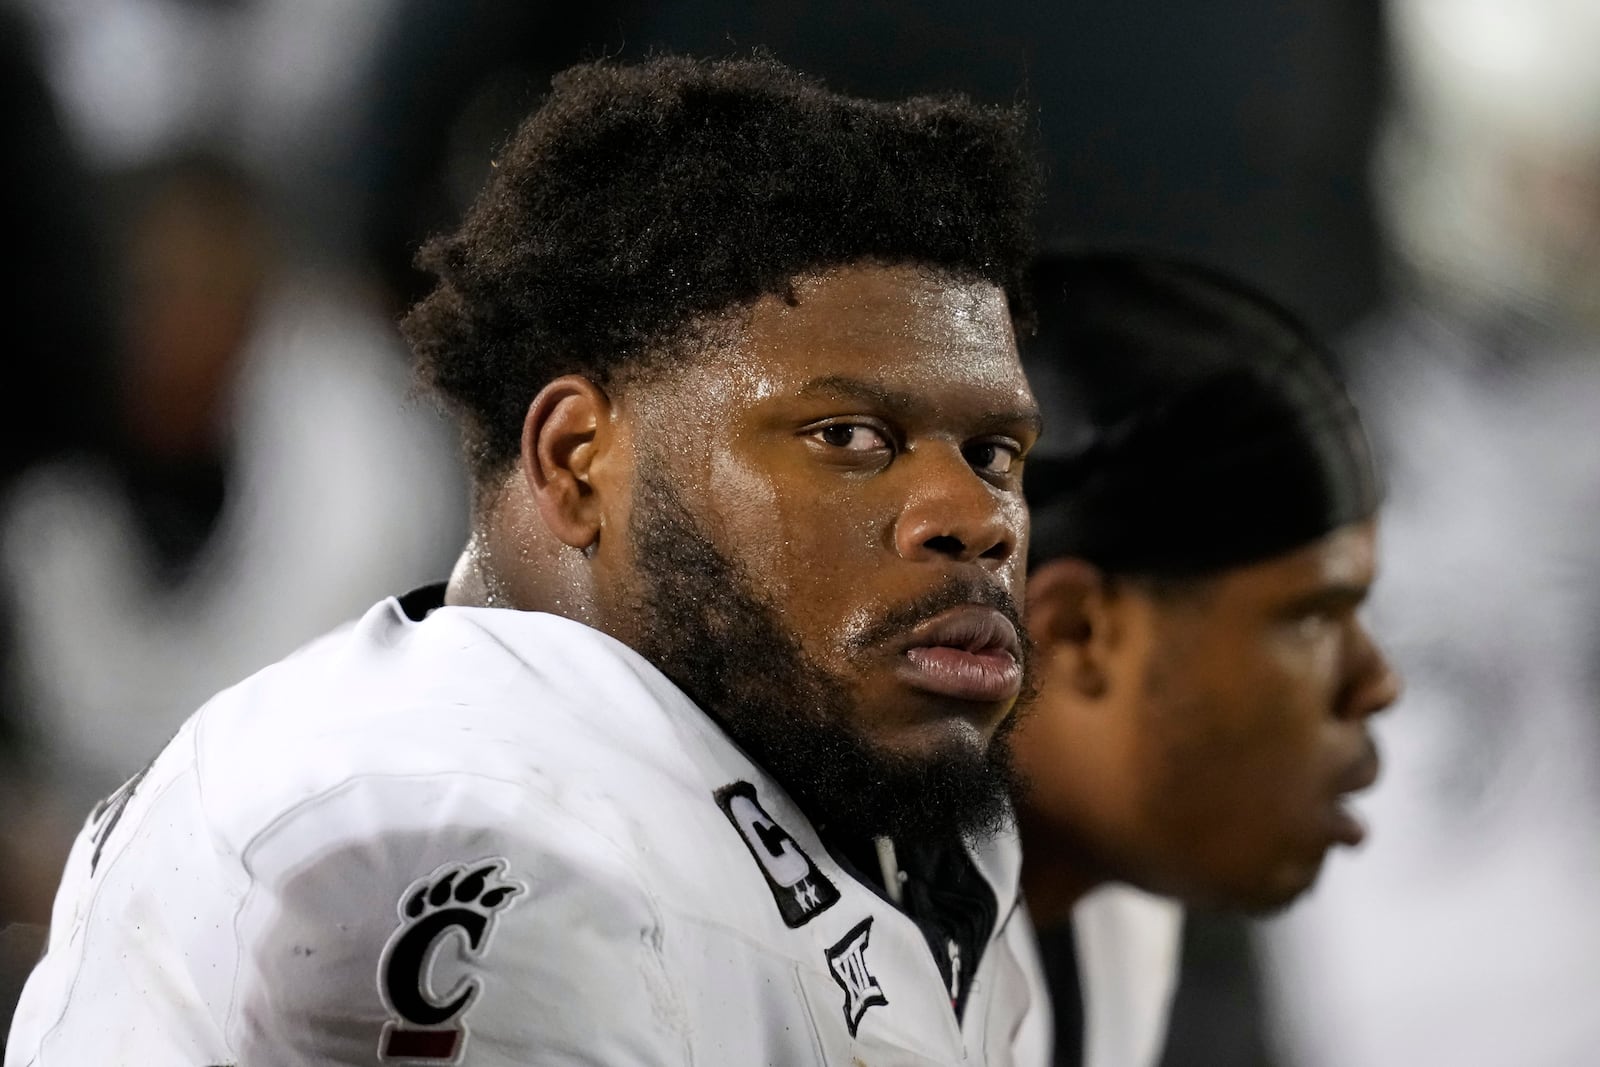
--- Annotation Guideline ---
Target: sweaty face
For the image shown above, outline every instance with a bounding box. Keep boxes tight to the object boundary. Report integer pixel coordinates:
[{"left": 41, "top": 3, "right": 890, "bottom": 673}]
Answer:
[
  {"left": 1022, "top": 521, "right": 1401, "bottom": 911},
  {"left": 609, "top": 263, "right": 1040, "bottom": 843},
  {"left": 626, "top": 459, "right": 1026, "bottom": 844}
]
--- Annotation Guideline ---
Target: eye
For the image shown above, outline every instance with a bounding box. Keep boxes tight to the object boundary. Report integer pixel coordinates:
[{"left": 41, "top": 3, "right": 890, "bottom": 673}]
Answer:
[
  {"left": 964, "top": 440, "right": 1021, "bottom": 476},
  {"left": 1291, "top": 611, "right": 1338, "bottom": 641},
  {"left": 812, "top": 423, "right": 891, "bottom": 452},
  {"left": 1285, "top": 602, "right": 1361, "bottom": 646}
]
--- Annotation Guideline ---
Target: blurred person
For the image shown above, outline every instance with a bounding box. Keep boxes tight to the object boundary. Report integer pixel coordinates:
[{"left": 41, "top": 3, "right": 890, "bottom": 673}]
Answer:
[
  {"left": 1256, "top": 2, "right": 1600, "bottom": 1065},
  {"left": 10, "top": 0, "right": 397, "bottom": 221},
  {"left": 0, "top": 5, "right": 116, "bottom": 490},
  {"left": 7, "top": 55, "right": 1052, "bottom": 1065},
  {"left": 0, "top": 7, "right": 119, "bottom": 1048},
  {"left": 1011, "top": 253, "right": 1400, "bottom": 1067},
  {"left": 0, "top": 150, "right": 463, "bottom": 827},
  {"left": 1370, "top": 0, "right": 1600, "bottom": 329}
]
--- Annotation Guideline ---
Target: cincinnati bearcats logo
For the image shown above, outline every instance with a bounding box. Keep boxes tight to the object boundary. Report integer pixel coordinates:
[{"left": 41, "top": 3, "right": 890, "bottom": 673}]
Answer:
[
  {"left": 714, "top": 781, "right": 840, "bottom": 927},
  {"left": 827, "top": 917, "right": 888, "bottom": 1037},
  {"left": 377, "top": 859, "right": 524, "bottom": 1063}
]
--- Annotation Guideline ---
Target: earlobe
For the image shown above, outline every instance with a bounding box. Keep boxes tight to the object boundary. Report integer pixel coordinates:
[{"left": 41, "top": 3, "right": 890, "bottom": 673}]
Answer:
[
  {"left": 520, "top": 375, "right": 612, "bottom": 552},
  {"left": 1027, "top": 558, "right": 1111, "bottom": 699}
]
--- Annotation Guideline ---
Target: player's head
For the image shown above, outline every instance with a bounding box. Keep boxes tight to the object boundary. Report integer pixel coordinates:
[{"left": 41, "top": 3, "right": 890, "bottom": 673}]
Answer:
[
  {"left": 403, "top": 55, "right": 1041, "bottom": 845},
  {"left": 1014, "top": 251, "right": 1402, "bottom": 913}
]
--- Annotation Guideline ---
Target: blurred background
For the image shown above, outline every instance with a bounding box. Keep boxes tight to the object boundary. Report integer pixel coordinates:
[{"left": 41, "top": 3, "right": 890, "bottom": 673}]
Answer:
[{"left": 1, "top": 1, "right": 1597, "bottom": 1064}]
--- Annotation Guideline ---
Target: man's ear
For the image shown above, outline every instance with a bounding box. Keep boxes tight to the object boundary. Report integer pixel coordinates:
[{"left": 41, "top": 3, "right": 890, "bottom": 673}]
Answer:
[
  {"left": 520, "top": 375, "right": 615, "bottom": 552},
  {"left": 1026, "top": 557, "right": 1115, "bottom": 699}
]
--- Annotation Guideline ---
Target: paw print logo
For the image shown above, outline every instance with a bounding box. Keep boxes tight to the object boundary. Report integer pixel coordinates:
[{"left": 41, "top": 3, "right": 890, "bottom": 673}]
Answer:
[
  {"left": 401, "top": 863, "right": 521, "bottom": 922},
  {"left": 378, "top": 858, "right": 525, "bottom": 1063}
]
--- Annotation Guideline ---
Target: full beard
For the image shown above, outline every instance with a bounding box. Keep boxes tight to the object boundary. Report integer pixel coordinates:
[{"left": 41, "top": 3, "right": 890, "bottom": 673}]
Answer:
[{"left": 621, "top": 462, "right": 1027, "bottom": 847}]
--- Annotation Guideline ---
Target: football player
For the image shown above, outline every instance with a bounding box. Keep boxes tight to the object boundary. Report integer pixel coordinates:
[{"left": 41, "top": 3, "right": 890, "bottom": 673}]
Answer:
[
  {"left": 7, "top": 55, "right": 1051, "bottom": 1066},
  {"left": 1013, "top": 252, "right": 1402, "bottom": 1066}
]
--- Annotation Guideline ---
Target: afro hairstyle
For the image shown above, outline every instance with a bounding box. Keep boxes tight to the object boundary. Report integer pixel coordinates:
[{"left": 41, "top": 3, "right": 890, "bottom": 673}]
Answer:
[{"left": 401, "top": 53, "right": 1039, "bottom": 481}]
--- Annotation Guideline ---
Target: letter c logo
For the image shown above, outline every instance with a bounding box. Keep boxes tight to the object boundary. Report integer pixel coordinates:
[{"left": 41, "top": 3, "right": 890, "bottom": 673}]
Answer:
[{"left": 728, "top": 793, "right": 810, "bottom": 888}]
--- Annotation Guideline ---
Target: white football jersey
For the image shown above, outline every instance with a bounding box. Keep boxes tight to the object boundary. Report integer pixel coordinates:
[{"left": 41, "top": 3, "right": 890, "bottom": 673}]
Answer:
[
  {"left": 1073, "top": 885, "right": 1183, "bottom": 1067},
  {"left": 7, "top": 593, "right": 1049, "bottom": 1066}
]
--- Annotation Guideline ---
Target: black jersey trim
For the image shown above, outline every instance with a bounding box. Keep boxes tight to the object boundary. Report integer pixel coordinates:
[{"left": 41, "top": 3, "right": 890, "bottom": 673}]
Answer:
[{"left": 396, "top": 582, "right": 448, "bottom": 622}]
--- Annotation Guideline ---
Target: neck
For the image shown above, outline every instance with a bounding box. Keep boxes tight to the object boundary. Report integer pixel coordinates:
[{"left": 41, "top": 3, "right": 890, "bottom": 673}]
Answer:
[
  {"left": 444, "top": 533, "right": 503, "bottom": 607},
  {"left": 444, "top": 485, "right": 603, "bottom": 629},
  {"left": 1016, "top": 808, "right": 1106, "bottom": 930}
]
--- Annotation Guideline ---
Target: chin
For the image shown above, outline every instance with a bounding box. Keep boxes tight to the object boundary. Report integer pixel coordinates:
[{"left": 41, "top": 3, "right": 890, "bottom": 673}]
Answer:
[
  {"left": 866, "top": 684, "right": 1018, "bottom": 751},
  {"left": 1231, "top": 856, "right": 1327, "bottom": 915},
  {"left": 873, "top": 713, "right": 993, "bottom": 757},
  {"left": 1172, "top": 847, "right": 1328, "bottom": 914}
]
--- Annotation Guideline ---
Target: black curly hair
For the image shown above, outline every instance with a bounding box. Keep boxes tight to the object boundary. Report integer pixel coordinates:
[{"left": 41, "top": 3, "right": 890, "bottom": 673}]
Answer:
[{"left": 401, "top": 53, "right": 1039, "bottom": 482}]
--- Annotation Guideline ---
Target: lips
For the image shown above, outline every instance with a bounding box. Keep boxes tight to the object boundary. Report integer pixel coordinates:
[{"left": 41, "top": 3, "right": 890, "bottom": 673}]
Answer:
[
  {"left": 1329, "top": 738, "right": 1382, "bottom": 847},
  {"left": 893, "top": 605, "right": 1022, "bottom": 703},
  {"left": 1335, "top": 739, "right": 1382, "bottom": 796}
]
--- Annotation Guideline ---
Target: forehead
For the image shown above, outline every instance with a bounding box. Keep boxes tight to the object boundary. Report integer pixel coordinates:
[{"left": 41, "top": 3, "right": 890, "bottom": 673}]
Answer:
[
  {"left": 1216, "top": 519, "right": 1381, "bottom": 605},
  {"left": 1263, "top": 520, "right": 1377, "bottom": 583},
  {"left": 696, "top": 263, "right": 1033, "bottom": 414}
]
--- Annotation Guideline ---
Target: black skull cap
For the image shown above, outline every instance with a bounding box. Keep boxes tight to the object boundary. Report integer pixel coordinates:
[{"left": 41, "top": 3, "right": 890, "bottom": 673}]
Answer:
[{"left": 1022, "top": 250, "right": 1380, "bottom": 576}]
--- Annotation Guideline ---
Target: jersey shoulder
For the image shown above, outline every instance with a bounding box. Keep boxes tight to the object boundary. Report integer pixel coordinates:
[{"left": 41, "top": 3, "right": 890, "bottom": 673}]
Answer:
[{"left": 186, "top": 597, "right": 710, "bottom": 858}]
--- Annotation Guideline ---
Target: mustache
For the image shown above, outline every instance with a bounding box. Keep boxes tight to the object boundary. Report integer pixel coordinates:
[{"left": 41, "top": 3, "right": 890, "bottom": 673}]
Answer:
[{"left": 848, "top": 578, "right": 1030, "bottom": 663}]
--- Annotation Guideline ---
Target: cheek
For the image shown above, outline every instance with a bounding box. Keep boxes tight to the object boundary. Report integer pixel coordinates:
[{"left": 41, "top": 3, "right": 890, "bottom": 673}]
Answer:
[
  {"left": 706, "top": 452, "right": 893, "bottom": 637},
  {"left": 1127, "top": 638, "right": 1350, "bottom": 901},
  {"left": 1138, "top": 660, "right": 1321, "bottom": 821}
]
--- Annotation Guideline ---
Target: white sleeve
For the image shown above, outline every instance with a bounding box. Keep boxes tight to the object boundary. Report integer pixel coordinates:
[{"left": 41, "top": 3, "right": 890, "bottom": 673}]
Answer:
[
  {"left": 227, "top": 771, "right": 695, "bottom": 1066},
  {"left": 8, "top": 764, "right": 695, "bottom": 1066}
]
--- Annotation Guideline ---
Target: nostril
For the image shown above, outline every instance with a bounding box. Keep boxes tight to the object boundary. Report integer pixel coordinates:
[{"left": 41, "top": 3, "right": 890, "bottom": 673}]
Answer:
[
  {"left": 925, "top": 534, "right": 965, "bottom": 558},
  {"left": 979, "top": 540, "right": 1011, "bottom": 562}
]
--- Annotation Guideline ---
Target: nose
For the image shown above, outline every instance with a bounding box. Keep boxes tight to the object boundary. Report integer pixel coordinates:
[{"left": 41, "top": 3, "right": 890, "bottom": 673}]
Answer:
[
  {"left": 892, "top": 446, "right": 1022, "bottom": 567},
  {"left": 1338, "top": 623, "right": 1403, "bottom": 722}
]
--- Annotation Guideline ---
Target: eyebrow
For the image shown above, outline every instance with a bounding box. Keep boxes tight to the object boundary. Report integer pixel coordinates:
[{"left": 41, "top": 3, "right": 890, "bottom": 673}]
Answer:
[
  {"left": 1282, "top": 581, "right": 1371, "bottom": 616},
  {"left": 796, "top": 374, "right": 1043, "bottom": 436}
]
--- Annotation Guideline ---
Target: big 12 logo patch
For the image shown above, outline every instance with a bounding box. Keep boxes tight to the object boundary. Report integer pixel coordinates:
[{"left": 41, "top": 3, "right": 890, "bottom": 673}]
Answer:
[{"left": 377, "top": 858, "right": 524, "bottom": 1063}]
